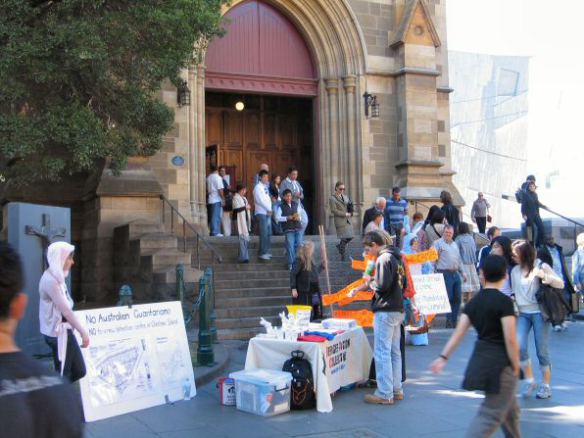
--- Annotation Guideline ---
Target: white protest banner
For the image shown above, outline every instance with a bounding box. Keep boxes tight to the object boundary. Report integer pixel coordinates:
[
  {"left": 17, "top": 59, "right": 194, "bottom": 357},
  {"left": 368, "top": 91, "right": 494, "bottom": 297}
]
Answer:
[
  {"left": 75, "top": 301, "right": 195, "bottom": 421},
  {"left": 412, "top": 274, "right": 452, "bottom": 315}
]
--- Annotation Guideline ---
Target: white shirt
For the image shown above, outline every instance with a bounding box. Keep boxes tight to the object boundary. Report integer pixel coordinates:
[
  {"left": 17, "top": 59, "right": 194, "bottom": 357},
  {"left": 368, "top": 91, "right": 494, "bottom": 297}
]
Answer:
[
  {"left": 254, "top": 182, "right": 272, "bottom": 215},
  {"left": 207, "top": 172, "right": 223, "bottom": 204}
]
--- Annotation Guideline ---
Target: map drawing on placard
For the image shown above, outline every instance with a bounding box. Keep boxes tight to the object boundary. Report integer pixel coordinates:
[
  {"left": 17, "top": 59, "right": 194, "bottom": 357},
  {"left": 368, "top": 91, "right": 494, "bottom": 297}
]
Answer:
[
  {"left": 155, "top": 335, "right": 190, "bottom": 386},
  {"left": 87, "top": 338, "right": 155, "bottom": 407}
]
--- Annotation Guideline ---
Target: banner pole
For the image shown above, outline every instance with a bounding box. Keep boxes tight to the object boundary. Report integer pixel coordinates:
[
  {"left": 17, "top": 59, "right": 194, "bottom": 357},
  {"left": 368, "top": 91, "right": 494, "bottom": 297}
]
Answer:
[{"left": 319, "top": 225, "right": 334, "bottom": 317}]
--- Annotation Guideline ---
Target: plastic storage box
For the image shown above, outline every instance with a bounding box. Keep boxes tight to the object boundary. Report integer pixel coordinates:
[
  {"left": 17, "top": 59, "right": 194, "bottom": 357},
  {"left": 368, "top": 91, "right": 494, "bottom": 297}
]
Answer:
[
  {"left": 229, "top": 369, "right": 292, "bottom": 416},
  {"left": 322, "top": 318, "right": 356, "bottom": 330}
]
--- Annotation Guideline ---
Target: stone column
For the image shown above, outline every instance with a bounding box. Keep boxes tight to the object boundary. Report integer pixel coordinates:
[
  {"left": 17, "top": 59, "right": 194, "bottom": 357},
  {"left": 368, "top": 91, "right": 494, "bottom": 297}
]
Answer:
[
  {"left": 325, "top": 79, "right": 339, "bottom": 186},
  {"left": 343, "top": 75, "right": 357, "bottom": 197},
  {"left": 196, "top": 64, "right": 207, "bottom": 228},
  {"left": 188, "top": 64, "right": 197, "bottom": 221}
]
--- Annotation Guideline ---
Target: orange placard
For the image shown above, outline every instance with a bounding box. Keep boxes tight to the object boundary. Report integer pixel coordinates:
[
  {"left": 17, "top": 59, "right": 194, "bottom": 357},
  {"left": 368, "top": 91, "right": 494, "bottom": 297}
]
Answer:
[
  {"left": 334, "top": 309, "right": 374, "bottom": 327},
  {"left": 403, "top": 248, "right": 438, "bottom": 264}
]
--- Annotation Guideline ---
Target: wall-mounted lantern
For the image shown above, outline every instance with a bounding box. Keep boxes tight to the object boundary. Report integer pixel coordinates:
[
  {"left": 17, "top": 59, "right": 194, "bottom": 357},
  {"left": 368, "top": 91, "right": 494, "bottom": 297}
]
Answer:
[
  {"left": 235, "top": 101, "right": 245, "bottom": 111},
  {"left": 177, "top": 80, "right": 191, "bottom": 107},
  {"left": 363, "top": 92, "right": 380, "bottom": 119}
]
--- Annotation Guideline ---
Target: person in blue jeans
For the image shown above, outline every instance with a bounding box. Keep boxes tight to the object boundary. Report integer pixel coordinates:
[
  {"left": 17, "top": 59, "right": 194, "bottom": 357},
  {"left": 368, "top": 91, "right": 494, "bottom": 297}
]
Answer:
[
  {"left": 275, "top": 189, "right": 304, "bottom": 270},
  {"left": 511, "top": 240, "right": 564, "bottom": 400},
  {"left": 349, "top": 231, "right": 405, "bottom": 405},
  {"left": 206, "top": 164, "right": 225, "bottom": 236},
  {"left": 433, "top": 225, "right": 468, "bottom": 328}
]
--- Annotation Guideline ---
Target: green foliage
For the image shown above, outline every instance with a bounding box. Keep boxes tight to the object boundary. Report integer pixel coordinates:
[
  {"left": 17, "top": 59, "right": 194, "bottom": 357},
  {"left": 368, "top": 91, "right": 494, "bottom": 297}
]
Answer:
[{"left": 0, "top": 0, "right": 225, "bottom": 192}]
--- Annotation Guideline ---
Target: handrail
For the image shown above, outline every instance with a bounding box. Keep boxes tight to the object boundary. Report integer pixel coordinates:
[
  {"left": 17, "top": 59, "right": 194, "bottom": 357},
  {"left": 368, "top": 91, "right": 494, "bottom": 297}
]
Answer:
[
  {"left": 160, "top": 195, "right": 223, "bottom": 266},
  {"left": 501, "top": 194, "right": 584, "bottom": 228}
]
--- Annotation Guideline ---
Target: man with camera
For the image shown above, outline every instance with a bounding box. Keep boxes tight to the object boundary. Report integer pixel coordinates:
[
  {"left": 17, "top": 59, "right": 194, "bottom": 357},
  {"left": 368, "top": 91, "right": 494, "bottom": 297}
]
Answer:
[
  {"left": 385, "top": 186, "right": 408, "bottom": 249},
  {"left": 329, "top": 181, "right": 354, "bottom": 260}
]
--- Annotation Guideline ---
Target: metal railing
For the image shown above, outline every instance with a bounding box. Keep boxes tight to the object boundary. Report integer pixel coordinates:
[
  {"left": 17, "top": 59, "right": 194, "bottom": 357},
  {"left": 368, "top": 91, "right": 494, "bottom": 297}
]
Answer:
[{"left": 160, "top": 195, "right": 222, "bottom": 269}]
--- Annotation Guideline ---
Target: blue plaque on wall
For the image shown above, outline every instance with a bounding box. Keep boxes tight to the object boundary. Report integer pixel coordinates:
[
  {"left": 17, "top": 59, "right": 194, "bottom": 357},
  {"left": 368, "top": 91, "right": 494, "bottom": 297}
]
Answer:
[{"left": 171, "top": 155, "right": 185, "bottom": 166}]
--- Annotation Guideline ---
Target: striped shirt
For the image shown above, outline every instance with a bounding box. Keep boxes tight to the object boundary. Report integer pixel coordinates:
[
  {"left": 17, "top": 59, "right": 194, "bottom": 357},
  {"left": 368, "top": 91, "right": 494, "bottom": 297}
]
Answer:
[{"left": 385, "top": 198, "right": 408, "bottom": 225}]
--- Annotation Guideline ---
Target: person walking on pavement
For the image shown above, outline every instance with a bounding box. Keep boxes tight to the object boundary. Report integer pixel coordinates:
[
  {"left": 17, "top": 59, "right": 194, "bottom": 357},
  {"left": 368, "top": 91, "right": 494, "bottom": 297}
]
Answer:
[
  {"left": 232, "top": 183, "right": 252, "bottom": 263},
  {"left": 384, "top": 187, "right": 408, "bottom": 249},
  {"left": 275, "top": 189, "right": 304, "bottom": 270},
  {"left": 456, "top": 222, "right": 481, "bottom": 304},
  {"left": 511, "top": 240, "right": 564, "bottom": 399},
  {"left": 521, "top": 181, "right": 546, "bottom": 247},
  {"left": 349, "top": 231, "right": 406, "bottom": 405},
  {"left": 0, "top": 243, "right": 85, "bottom": 438},
  {"left": 329, "top": 181, "right": 354, "bottom": 260},
  {"left": 471, "top": 192, "right": 491, "bottom": 234},
  {"left": 253, "top": 170, "right": 273, "bottom": 261},
  {"left": 206, "top": 164, "right": 225, "bottom": 236},
  {"left": 431, "top": 254, "right": 521, "bottom": 438},
  {"left": 433, "top": 225, "right": 468, "bottom": 328},
  {"left": 363, "top": 197, "right": 386, "bottom": 234},
  {"left": 571, "top": 233, "right": 584, "bottom": 305}
]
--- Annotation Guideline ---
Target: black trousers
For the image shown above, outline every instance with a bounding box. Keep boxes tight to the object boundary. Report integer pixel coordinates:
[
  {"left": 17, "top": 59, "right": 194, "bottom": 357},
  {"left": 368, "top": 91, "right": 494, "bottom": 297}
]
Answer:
[
  {"left": 44, "top": 330, "right": 87, "bottom": 383},
  {"left": 525, "top": 214, "right": 546, "bottom": 247},
  {"left": 475, "top": 217, "right": 487, "bottom": 234}
]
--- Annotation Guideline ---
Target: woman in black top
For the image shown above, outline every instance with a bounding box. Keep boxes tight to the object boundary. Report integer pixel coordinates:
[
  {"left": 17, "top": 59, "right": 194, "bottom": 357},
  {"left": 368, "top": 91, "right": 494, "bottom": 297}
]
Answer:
[
  {"left": 521, "top": 181, "right": 546, "bottom": 247},
  {"left": 290, "top": 241, "right": 324, "bottom": 320},
  {"left": 440, "top": 190, "right": 461, "bottom": 235},
  {"left": 431, "top": 255, "right": 520, "bottom": 438}
]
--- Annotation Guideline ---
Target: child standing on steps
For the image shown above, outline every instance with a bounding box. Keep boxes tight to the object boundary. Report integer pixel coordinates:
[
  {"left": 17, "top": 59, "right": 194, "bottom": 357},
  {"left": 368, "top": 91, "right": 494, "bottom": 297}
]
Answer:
[{"left": 232, "top": 183, "right": 251, "bottom": 263}]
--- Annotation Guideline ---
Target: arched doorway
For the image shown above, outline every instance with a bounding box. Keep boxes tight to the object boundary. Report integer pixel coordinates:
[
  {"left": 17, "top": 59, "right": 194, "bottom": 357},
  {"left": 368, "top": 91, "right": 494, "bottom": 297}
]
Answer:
[
  {"left": 205, "top": 0, "right": 318, "bottom": 231},
  {"left": 190, "top": 0, "right": 367, "bottom": 230}
]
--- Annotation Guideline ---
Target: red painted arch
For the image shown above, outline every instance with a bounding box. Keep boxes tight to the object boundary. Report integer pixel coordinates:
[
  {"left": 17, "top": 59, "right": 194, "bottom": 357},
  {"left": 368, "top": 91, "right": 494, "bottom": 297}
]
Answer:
[{"left": 205, "top": 0, "right": 318, "bottom": 96}]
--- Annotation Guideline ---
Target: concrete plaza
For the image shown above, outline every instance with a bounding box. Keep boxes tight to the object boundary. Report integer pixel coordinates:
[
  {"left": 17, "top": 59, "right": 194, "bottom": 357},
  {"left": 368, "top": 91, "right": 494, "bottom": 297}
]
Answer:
[{"left": 86, "top": 319, "right": 584, "bottom": 438}]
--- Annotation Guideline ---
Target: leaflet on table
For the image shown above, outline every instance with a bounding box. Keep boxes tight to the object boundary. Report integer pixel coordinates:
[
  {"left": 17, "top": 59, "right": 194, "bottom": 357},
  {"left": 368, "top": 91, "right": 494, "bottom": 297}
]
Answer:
[{"left": 74, "top": 302, "right": 195, "bottom": 422}]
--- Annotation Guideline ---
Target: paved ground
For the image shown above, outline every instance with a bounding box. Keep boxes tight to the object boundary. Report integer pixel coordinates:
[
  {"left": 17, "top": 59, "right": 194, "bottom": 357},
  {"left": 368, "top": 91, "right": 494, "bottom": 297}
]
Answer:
[{"left": 86, "top": 319, "right": 584, "bottom": 438}]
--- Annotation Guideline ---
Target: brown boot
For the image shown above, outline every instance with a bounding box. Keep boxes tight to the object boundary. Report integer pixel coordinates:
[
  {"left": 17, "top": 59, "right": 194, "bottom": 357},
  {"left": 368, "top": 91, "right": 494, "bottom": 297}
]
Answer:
[{"left": 364, "top": 394, "right": 394, "bottom": 405}]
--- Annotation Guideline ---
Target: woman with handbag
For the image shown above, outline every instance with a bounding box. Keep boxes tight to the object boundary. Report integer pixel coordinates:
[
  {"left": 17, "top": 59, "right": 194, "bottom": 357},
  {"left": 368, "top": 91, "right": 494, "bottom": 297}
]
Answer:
[
  {"left": 329, "top": 181, "right": 353, "bottom": 260},
  {"left": 511, "top": 240, "right": 564, "bottom": 399}
]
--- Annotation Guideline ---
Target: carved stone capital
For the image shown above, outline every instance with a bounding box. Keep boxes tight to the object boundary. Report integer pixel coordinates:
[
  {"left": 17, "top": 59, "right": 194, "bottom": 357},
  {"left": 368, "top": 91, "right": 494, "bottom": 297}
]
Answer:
[
  {"left": 325, "top": 78, "right": 339, "bottom": 94},
  {"left": 343, "top": 75, "right": 357, "bottom": 92}
]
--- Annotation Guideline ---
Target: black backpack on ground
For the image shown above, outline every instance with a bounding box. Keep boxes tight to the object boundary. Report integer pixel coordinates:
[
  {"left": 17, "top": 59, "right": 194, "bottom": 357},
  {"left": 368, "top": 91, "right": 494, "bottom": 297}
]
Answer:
[{"left": 282, "top": 350, "right": 315, "bottom": 410}]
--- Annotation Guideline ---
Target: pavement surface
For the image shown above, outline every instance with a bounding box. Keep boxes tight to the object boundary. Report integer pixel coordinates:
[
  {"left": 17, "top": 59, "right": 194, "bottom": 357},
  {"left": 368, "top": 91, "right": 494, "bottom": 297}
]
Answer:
[{"left": 86, "top": 318, "right": 584, "bottom": 438}]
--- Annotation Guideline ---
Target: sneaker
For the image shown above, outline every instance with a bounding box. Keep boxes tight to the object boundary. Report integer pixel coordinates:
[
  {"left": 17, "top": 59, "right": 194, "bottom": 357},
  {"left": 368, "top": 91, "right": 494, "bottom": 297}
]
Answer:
[
  {"left": 258, "top": 254, "right": 270, "bottom": 261},
  {"left": 364, "top": 394, "right": 393, "bottom": 405},
  {"left": 393, "top": 391, "right": 404, "bottom": 401},
  {"left": 553, "top": 325, "right": 562, "bottom": 332},
  {"left": 521, "top": 381, "right": 538, "bottom": 398},
  {"left": 536, "top": 384, "right": 552, "bottom": 399}
]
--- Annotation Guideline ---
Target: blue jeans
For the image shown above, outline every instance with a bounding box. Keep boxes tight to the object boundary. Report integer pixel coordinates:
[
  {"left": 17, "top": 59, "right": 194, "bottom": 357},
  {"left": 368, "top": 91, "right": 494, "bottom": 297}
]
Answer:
[
  {"left": 517, "top": 312, "right": 551, "bottom": 370},
  {"left": 256, "top": 214, "right": 272, "bottom": 257},
  {"left": 44, "top": 331, "right": 86, "bottom": 383},
  {"left": 284, "top": 230, "right": 302, "bottom": 267},
  {"left": 238, "top": 235, "right": 249, "bottom": 262},
  {"left": 373, "top": 312, "right": 404, "bottom": 400},
  {"left": 209, "top": 202, "right": 222, "bottom": 236},
  {"left": 442, "top": 271, "right": 462, "bottom": 325}
]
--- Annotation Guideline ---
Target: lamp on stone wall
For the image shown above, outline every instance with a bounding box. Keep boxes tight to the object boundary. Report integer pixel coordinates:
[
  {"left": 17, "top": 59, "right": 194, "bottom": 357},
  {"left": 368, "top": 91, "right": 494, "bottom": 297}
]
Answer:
[
  {"left": 363, "top": 92, "right": 380, "bottom": 119},
  {"left": 177, "top": 80, "right": 191, "bottom": 107}
]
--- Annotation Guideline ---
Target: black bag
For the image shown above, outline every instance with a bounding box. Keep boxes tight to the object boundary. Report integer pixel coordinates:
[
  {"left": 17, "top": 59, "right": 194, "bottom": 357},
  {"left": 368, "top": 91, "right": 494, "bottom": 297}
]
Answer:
[
  {"left": 282, "top": 350, "right": 315, "bottom": 410},
  {"left": 536, "top": 283, "right": 571, "bottom": 326},
  {"left": 515, "top": 188, "right": 524, "bottom": 203}
]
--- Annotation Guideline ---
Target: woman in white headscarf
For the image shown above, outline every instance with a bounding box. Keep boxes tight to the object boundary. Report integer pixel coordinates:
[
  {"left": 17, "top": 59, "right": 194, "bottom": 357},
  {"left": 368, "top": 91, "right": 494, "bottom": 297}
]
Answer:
[{"left": 39, "top": 241, "right": 89, "bottom": 382}]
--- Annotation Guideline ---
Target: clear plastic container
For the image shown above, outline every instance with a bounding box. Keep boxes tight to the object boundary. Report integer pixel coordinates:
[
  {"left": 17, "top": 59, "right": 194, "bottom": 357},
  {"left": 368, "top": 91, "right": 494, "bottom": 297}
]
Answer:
[{"left": 229, "top": 369, "right": 292, "bottom": 416}]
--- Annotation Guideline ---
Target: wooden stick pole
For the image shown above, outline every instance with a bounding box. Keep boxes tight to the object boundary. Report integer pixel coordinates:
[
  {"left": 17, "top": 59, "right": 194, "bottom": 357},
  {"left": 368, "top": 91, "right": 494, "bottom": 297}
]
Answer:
[{"left": 319, "top": 225, "right": 334, "bottom": 317}]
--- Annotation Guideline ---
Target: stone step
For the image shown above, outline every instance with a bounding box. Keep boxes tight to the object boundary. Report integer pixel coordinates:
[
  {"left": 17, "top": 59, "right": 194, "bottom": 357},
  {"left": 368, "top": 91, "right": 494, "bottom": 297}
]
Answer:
[
  {"left": 127, "top": 222, "right": 163, "bottom": 239},
  {"left": 215, "top": 286, "right": 292, "bottom": 299},
  {"left": 215, "top": 315, "right": 279, "bottom": 330},
  {"left": 214, "top": 278, "right": 290, "bottom": 289},
  {"left": 138, "top": 233, "right": 179, "bottom": 251},
  {"left": 142, "top": 250, "right": 191, "bottom": 267},
  {"left": 152, "top": 266, "right": 202, "bottom": 284},
  {"left": 215, "top": 305, "right": 287, "bottom": 319},
  {"left": 217, "top": 327, "right": 264, "bottom": 341},
  {"left": 215, "top": 294, "right": 291, "bottom": 309},
  {"left": 210, "top": 269, "right": 292, "bottom": 280}
]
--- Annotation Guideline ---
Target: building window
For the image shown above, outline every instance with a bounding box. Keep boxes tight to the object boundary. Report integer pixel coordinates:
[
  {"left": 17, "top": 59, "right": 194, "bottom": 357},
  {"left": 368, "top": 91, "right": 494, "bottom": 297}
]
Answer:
[{"left": 438, "top": 144, "right": 446, "bottom": 157}]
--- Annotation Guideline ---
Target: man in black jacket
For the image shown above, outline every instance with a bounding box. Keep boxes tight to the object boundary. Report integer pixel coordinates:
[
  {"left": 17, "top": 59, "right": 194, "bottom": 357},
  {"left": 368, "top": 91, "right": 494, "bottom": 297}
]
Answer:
[
  {"left": 521, "top": 181, "right": 546, "bottom": 247},
  {"left": 349, "top": 231, "right": 405, "bottom": 405},
  {"left": 362, "top": 197, "right": 386, "bottom": 234}
]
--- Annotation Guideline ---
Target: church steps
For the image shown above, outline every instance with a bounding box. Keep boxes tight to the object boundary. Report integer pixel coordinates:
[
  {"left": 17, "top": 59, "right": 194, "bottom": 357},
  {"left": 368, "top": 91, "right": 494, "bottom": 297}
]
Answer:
[
  {"left": 215, "top": 316, "right": 279, "bottom": 330},
  {"left": 214, "top": 278, "right": 290, "bottom": 289},
  {"left": 215, "top": 295, "right": 291, "bottom": 309}
]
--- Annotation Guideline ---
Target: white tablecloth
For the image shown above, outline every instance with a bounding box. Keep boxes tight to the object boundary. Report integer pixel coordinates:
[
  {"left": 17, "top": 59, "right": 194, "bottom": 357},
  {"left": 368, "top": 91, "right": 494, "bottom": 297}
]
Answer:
[{"left": 245, "top": 326, "right": 372, "bottom": 413}]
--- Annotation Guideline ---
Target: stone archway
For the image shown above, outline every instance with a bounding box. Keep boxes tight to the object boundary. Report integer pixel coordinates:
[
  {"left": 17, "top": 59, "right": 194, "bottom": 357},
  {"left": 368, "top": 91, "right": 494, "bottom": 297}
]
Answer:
[{"left": 188, "top": 0, "right": 368, "bottom": 228}]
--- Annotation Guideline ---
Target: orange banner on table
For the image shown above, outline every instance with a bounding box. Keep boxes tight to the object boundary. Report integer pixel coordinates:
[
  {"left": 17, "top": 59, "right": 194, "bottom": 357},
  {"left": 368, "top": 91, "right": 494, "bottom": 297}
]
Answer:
[
  {"left": 322, "top": 279, "right": 366, "bottom": 306},
  {"left": 337, "top": 291, "right": 374, "bottom": 307},
  {"left": 333, "top": 309, "right": 374, "bottom": 327}
]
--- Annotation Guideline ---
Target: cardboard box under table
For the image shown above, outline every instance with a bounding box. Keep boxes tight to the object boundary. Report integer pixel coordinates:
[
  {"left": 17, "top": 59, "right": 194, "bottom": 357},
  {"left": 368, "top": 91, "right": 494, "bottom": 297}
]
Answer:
[{"left": 245, "top": 326, "right": 372, "bottom": 413}]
